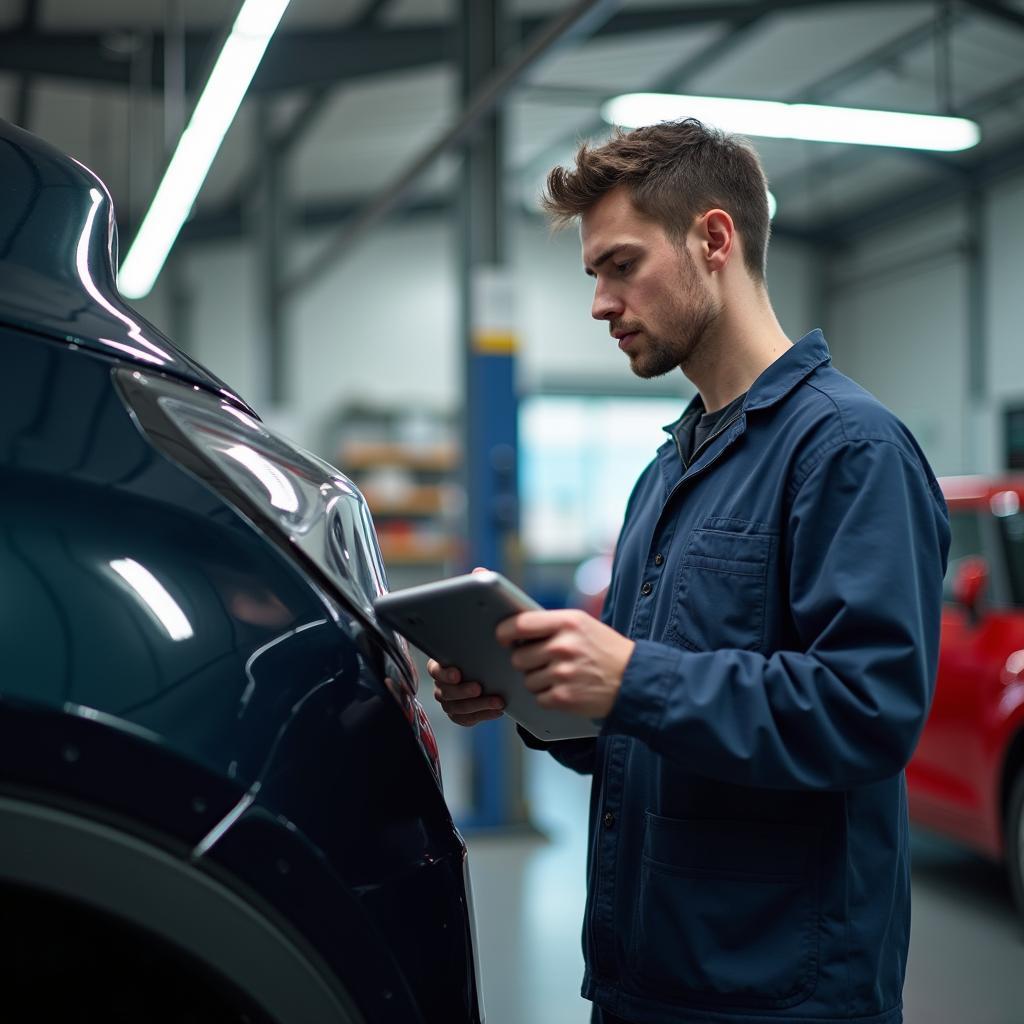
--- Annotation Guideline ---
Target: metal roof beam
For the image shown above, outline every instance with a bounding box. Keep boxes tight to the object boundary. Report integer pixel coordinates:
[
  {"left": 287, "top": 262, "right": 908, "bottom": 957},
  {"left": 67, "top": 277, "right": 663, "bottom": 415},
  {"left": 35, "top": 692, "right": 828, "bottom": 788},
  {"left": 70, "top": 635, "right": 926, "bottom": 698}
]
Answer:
[
  {"left": 516, "top": 9, "right": 770, "bottom": 185},
  {"left": 13, "top": 0, "right": 38, "bottom": 129},
  {"left": 517, "top": 7, "right": 955, "bottom": 232},
  {"left": 818, "top": 130, "right": 1024, "bottom": 244},
  {"left": 351, "top": 0, "right": 396, "bottom": 30},
  {"left": 961, "top": 0, "right": 1024, "bottom": 32},
  {"left": 280, "top": 0, "right": 623, "bottom": 296},
  {"left": 179, "top": 191, "right": 821, "bottom": 245},
  {"left": 772, "top": 68, "right": 1024, "bottom": 208},
  {"left": 796, "top": 12, "right": 964, "bottom": 102},
  {"left": 201, "top": 0, "right": 397, "bottom": 253},
  {"left": 0, "top": 0, "right": 945, "bottom": 92}
]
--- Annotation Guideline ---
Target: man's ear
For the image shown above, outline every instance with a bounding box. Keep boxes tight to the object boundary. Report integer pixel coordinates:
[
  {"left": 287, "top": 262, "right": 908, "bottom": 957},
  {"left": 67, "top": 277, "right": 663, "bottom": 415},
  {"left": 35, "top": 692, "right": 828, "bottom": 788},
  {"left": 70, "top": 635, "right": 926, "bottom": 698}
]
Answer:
[{"left": 698, "top": 208, "right": 735, "bottom": 273}]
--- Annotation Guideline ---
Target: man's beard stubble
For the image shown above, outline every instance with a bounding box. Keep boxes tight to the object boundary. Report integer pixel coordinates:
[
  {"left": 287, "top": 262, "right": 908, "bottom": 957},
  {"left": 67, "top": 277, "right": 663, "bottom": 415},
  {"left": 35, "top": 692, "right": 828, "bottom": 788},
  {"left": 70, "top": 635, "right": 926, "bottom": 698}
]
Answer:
[{"left": 624, "top": 251, "right": 721, "bottom": 380}]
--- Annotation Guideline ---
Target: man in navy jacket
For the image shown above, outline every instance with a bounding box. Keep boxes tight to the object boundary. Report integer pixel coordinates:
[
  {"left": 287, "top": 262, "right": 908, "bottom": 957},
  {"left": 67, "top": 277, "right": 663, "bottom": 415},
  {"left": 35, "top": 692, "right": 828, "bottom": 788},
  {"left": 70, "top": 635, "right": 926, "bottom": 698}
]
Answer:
[{"left": 430, "top": 118, "right": 950, "bottom": 1024}]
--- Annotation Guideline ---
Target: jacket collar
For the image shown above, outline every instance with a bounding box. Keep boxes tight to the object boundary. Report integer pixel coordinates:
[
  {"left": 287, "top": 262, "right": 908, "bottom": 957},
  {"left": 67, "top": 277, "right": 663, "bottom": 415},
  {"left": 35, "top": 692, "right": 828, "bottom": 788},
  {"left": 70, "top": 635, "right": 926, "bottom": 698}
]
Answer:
[
  {"left": 743, "top": 329, "right": 831, "bottom": 412},
  {"left": 661, "top": 328, "right": 831, "bottom": 440}
]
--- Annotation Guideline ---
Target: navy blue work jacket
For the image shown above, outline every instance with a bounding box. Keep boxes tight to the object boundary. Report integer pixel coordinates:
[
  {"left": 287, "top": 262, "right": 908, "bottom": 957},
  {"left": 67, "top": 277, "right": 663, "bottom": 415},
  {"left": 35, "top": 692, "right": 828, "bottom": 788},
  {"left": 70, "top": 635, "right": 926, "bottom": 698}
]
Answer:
[{"left": 526, "top": 331, "right": 950, "bottom": 1024}]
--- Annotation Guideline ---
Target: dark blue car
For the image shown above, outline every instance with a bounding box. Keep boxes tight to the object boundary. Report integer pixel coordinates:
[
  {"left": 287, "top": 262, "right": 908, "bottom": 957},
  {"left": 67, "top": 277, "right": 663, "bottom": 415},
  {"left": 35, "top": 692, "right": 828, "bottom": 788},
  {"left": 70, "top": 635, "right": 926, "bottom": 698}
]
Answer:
[{"left": 0, "top": 118, "right": 482, "bottom": 1023}]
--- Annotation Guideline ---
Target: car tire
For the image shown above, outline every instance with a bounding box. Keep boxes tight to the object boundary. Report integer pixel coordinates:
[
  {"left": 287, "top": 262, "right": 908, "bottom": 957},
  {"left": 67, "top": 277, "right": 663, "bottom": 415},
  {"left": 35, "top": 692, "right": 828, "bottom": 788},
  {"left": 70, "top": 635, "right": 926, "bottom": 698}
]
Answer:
[{"left": 1008, "top": 770, "right": 1024, "bottom": 927}]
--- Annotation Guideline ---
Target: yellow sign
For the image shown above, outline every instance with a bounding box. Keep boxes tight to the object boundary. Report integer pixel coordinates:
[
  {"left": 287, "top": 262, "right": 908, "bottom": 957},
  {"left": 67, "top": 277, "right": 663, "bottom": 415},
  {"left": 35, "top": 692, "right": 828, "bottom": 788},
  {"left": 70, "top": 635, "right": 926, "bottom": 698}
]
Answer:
[{"left": 473, "top": 330, "right": 518, "bottom": 355}]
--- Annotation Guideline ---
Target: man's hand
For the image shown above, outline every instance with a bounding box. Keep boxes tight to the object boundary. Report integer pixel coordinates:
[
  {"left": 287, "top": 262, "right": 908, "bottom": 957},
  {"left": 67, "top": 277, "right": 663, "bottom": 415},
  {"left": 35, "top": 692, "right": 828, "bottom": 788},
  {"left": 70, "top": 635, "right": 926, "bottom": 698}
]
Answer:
[
  {"left": 496, "top": 610, "right": 635, "bottom": 720},
  {"left": 427, "top": 565, "right": 506, "bottom": 728},
  {"left": 428, "top": 658, "right": 506, "bottom": 727}
]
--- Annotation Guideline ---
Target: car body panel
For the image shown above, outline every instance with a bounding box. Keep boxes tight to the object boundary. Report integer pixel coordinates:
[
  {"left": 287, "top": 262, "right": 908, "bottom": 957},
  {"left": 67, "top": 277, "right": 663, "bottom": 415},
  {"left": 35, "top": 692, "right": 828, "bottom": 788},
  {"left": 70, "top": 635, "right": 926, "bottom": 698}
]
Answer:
[{"left": 0, "top": 119, "right": 252, "bottom": 413}]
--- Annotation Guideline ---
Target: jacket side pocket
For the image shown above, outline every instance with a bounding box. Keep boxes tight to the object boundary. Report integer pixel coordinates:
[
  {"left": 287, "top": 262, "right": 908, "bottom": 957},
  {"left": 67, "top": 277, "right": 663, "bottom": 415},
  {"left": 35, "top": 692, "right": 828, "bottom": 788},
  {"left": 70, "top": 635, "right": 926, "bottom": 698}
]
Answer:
[{"left": 629, "top": 812, "right": 821, "bottom": 1009}]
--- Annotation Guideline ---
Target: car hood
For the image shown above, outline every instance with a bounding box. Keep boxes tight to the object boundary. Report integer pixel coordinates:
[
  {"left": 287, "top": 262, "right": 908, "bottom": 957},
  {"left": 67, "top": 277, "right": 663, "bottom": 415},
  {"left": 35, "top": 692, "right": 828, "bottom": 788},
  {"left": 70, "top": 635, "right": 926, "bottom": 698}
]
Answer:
[{"left": 0, "top": 118, "right": 254, "bottom": 416}]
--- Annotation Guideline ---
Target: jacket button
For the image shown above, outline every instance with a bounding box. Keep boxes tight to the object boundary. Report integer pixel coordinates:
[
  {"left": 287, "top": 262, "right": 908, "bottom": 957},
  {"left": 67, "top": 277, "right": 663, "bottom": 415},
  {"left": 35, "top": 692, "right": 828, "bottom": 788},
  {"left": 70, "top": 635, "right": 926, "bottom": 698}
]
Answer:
[
  {"left": 640, "top": 581, "right": 653, "bottom": 596},
  {"left": 603, "top": 811, "right": 615, "bottom": 828},
  {"left": 654, "top": 553, "right": 664, "bottom": 566}
]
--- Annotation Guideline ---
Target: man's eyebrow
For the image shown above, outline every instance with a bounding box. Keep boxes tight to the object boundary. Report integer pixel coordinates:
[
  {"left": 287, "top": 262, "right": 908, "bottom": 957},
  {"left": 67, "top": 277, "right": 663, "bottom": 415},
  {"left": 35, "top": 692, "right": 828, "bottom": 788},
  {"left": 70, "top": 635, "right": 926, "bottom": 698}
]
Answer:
[{"left": 584, "top": 244, "right": 627, "bottom": 277}]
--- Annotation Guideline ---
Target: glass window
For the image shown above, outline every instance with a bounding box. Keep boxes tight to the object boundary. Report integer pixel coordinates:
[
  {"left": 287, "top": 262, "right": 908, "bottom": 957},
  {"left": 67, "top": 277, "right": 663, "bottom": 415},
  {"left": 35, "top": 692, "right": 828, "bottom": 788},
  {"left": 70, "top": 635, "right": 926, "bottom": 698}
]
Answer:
[
  {"left": 998, "top": 511, "right": 1024, "bottom": 606},
  {"left": 519, "top": 395, "right": 686, "bottom": 561},
  {"left": 943, "top": 510, "right": 984, "bottom": 603}
]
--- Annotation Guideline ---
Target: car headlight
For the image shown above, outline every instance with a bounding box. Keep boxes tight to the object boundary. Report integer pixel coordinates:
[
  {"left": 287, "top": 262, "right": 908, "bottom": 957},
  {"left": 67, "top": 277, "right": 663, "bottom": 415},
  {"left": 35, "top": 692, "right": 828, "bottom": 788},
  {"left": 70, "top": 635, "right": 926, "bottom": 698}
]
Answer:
[{"left": 113, "top": 366, "right": 418, "bottom": 686}]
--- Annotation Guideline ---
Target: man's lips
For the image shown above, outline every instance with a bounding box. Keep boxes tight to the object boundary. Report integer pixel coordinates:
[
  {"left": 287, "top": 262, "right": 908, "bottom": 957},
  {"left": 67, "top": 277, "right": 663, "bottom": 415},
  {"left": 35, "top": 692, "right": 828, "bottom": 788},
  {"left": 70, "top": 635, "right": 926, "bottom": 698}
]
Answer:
[{"left": 613, "top": 329, "right": 640, "bottom": 350}]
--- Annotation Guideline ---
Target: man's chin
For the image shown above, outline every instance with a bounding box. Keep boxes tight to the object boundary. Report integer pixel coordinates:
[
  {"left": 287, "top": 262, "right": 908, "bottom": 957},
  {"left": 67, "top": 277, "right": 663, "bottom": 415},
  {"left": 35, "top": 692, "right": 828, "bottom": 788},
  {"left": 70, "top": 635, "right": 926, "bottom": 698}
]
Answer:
[{"left": 629, "top": 353, "right": 677, "bottom": 380}]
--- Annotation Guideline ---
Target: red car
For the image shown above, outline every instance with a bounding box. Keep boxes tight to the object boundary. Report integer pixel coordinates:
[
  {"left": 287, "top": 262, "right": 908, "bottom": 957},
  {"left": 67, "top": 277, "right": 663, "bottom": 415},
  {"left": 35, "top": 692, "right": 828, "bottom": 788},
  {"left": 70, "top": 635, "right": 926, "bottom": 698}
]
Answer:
[{"left": 906, "top": 475, "right": 1024, "bottom": 918}]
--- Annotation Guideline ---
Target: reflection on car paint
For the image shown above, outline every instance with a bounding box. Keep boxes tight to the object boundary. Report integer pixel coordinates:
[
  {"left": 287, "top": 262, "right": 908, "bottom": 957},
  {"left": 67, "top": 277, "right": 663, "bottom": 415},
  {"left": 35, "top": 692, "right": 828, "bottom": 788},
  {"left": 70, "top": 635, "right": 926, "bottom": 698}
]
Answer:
[{"left": 108, "top": 557, "right": 195, "bottom": 641}]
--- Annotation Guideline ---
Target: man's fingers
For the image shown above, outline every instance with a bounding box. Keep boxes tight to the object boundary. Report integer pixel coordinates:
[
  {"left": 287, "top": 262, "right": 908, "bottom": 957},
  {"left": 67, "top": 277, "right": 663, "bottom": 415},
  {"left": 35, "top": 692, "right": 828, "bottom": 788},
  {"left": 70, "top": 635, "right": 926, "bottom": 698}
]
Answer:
[
  {"left": 441, "top": 695, "right": 504, "bottom": 716},
  {"left": 448, "top": 707, "right": 505, "bottom": 727},
  {"left": 435, "top": 680, "right": 483, "bottom": 701},
  {"left": 509, "top": 640, "right": 552, "bottom": 674},
  {"left": 438, "top": 692, "right": 506, "bottom": 717},
  {"left": 522, "top": 666, "right": 559, "bottom": 695},
  {"left": 536, "top": 683, "right": 573, "bottom": 709},
  {"left": 427, "top": 660, "right": 462, "bottom": 684},
  {"left": 496, "top": 610, "right": 573, "bottom": 645}
]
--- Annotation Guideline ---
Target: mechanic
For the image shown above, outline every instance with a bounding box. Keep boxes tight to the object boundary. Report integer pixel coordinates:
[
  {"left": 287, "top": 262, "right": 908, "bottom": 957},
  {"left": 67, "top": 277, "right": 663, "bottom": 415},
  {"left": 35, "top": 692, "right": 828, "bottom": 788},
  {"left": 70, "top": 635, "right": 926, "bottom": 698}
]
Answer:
[{"left": 430, "top": 118, "right": 950, "bottom": 1024}]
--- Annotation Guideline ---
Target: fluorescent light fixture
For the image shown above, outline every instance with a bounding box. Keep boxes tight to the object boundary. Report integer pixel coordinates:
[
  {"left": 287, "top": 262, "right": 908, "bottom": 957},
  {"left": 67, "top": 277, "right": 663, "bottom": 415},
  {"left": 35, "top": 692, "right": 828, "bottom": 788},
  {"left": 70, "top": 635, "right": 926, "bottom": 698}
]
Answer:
[
  {"left": 766, "top": 190, "right": 777, "bottom": 220},
  {"left": 118, "top": 0, "right": 292, "bottom": 299},
  {"left": 602, "top": 93, "right": 980, "bottom": 153},
  {"left": 110, "top": 558, "right": 194, "bottom": 641}
]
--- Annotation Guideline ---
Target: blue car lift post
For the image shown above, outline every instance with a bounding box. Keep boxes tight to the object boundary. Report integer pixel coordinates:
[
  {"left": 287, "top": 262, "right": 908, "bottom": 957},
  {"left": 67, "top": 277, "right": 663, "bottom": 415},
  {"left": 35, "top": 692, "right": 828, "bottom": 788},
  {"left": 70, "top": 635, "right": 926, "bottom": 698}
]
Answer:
[
  {"left": 454, "top": 0, "right": 614, "bottom": 833},
  {"left": 456, "top": 0, "right": 531, "bottom": 836}
]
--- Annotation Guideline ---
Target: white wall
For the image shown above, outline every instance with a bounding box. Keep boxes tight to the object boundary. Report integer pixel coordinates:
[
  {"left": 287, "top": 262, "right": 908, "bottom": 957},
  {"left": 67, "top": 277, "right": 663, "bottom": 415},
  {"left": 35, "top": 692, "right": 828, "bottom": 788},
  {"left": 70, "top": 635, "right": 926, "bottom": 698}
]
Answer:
[
  {"left": 988, "top": 173, "right": 1024, "bottom": 471},
  {"left": 144, "top": 213, "right": 818, "bottom": 454},
  {"left": 826, "top": 207, "right": 970, "bottom": 475},
  {"left": 825, "top": 171, "right": 1024, "bottom": 477}
]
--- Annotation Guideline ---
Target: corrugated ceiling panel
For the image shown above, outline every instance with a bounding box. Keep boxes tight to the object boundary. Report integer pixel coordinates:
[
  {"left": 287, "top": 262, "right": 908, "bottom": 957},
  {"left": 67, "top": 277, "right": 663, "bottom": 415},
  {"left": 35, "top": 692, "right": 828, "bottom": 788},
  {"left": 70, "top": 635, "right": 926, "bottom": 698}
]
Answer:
[
  {"left": 686, "top": 5, "right": 932, "bottom": 100},
  {"left": 527, "top": 24, "right": 722, "bottom": 90},
  {"left": 41, "top": 0, "right": 363, "bottom": 29},
  {"left": 292, "top": 66, "right": 455, "bottom": 200}
]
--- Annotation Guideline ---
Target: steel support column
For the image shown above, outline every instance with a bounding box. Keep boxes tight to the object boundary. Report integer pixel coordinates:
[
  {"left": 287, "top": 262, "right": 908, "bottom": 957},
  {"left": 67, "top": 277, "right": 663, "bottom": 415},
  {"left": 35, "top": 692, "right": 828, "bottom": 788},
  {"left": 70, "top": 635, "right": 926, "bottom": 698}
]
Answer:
[
  {"left": 965, "top": 187, "right": 988, "bottom": 470},
  {"left": 458, "top": 0, "right": 531, "bottom": 834},
  {"left": 255, "top": 100, "right": 288, "bottom": 408}
]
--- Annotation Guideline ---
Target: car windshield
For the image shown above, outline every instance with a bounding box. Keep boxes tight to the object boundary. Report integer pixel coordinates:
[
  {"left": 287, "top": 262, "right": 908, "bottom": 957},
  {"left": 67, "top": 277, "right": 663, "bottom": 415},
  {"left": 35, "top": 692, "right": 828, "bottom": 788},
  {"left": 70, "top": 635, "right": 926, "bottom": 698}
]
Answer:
[{"left": 999, "top": 510, "right": 1024, "bottom": 606}]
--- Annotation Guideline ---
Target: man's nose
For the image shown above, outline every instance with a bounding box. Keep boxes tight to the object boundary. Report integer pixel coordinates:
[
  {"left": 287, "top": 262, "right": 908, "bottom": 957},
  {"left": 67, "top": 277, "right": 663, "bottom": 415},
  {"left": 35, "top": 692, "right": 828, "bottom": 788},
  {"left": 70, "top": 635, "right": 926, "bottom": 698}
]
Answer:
[{"left": 591, "top": 281, "right": 622, "bottom": 321}]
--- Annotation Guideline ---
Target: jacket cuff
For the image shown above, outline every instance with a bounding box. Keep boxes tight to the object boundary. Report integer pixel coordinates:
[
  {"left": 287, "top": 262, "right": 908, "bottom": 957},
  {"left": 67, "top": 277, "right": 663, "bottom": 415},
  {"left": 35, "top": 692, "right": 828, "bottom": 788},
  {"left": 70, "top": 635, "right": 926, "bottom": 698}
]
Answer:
[{"left": 604, "top": 638, "right": 681, "bottom": 744}]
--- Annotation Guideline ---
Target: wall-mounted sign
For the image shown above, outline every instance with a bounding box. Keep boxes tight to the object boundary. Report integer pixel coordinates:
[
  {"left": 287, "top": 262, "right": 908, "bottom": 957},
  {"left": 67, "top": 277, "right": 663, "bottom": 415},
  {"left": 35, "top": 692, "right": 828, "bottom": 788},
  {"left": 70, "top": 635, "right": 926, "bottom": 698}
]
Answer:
[{"left": 1006, "top": 403, "right": 1024, "bottom": 471}]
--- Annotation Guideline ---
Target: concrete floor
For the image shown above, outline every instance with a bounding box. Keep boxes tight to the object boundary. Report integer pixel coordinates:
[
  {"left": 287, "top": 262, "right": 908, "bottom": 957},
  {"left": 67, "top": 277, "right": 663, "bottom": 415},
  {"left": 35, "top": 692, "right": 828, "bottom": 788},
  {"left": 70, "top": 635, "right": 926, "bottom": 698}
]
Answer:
[{"left": 433, "top": 713, "right": 1024, "bottom": 1024}]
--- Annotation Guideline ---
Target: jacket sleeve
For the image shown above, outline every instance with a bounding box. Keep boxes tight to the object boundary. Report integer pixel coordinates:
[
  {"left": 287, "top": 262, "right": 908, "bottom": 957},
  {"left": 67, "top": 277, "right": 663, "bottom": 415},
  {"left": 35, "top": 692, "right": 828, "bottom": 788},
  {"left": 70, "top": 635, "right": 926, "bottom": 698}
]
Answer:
[{"left": 603, "top": 437, "right": 951, "bottom": 790}]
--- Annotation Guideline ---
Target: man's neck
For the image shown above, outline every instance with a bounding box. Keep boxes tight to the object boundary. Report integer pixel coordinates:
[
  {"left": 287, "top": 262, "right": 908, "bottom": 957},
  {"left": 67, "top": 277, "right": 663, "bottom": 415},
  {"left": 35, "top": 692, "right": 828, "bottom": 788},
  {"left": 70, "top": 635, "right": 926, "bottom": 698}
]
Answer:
[{"left": 683, "top": 295, "right": 792, "bottom": 413}]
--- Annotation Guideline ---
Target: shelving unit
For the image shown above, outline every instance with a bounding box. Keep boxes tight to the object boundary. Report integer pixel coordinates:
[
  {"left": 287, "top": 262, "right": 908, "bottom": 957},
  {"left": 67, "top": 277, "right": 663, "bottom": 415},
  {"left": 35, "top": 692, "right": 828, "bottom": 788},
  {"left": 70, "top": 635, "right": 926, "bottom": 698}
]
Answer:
[{"left": 331, "top": 411, "right": 464, "bottom": 578}]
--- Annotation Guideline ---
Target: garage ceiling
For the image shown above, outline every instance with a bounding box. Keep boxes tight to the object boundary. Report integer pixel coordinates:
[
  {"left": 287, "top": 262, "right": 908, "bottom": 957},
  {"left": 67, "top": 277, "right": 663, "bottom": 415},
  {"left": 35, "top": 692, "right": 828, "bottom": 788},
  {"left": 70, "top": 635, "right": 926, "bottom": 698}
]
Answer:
[{"left": 3, "top": 0, "right": 1024, "bottom": 271}]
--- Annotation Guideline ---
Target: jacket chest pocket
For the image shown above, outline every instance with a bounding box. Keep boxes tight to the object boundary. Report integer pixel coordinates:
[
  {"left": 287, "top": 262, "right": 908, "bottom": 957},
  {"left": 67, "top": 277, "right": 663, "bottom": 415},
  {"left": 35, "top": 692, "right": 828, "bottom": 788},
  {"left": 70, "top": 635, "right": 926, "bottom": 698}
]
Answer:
[{"left": 664, "top": 519, "right": 772, "bottom": 653}]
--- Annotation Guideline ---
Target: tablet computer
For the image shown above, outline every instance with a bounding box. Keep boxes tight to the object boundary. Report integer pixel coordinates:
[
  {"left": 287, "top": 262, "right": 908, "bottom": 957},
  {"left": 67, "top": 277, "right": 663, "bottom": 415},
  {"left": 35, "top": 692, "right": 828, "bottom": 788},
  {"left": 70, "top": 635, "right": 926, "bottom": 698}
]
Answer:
[{"left": 373, "top": 571, "right": 601, "bottom": 741}]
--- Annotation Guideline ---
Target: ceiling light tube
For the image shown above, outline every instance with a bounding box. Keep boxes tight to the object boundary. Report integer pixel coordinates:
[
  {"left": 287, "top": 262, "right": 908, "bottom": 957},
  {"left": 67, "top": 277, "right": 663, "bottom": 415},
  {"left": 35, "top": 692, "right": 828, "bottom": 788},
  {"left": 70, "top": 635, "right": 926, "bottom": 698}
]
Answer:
[
  {"left": 602, "top": 93, "right": 980, "bottom": 153},
  {"left": 118, "top": 0, "right": 292, "bottom": 299}
]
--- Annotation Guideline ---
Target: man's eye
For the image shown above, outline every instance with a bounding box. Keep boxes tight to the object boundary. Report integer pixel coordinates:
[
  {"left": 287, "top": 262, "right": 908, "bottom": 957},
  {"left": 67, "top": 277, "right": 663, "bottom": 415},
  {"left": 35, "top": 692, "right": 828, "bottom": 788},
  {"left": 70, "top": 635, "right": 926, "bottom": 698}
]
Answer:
[{"left": 616, "top": 260, "right": 633, "bottom": 275}]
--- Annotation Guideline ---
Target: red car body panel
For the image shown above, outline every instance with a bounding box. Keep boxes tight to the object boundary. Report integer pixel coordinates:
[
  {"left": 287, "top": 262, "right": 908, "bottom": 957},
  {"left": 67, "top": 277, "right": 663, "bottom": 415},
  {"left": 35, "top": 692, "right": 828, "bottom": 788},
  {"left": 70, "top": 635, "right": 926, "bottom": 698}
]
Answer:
[{"left": 906, "top": 476, "right": 1024, "bottom": 861}]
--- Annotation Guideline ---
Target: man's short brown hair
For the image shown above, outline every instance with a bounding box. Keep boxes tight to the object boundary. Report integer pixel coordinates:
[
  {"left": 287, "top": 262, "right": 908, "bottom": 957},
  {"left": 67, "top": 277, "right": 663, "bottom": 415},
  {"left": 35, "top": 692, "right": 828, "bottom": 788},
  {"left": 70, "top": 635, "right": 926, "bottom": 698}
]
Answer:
[{"left": 542, "top": 118, "right": 770, "bottom": 282}]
